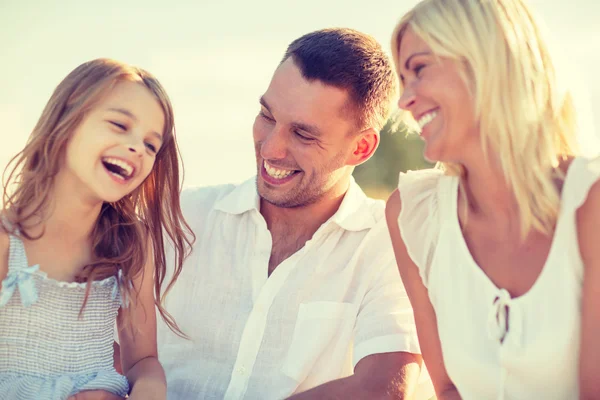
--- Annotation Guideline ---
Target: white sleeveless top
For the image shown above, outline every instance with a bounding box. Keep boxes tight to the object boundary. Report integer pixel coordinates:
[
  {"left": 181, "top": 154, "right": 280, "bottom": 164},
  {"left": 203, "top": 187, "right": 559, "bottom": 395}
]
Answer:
[{"left": 397, "top": 156, "right": 600, "bottom": 400}]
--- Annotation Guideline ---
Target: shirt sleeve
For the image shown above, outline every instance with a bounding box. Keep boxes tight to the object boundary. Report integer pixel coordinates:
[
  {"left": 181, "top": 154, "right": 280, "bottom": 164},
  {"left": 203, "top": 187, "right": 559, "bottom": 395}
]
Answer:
[{"left": 352, "top": 220, "right": 421, "bottom": 368}]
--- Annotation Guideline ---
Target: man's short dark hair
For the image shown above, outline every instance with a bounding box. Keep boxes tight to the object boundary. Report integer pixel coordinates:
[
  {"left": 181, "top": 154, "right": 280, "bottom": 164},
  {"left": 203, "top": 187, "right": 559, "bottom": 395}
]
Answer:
[{"left": 282, "top": 28, "right": 397, "bottom": 132}]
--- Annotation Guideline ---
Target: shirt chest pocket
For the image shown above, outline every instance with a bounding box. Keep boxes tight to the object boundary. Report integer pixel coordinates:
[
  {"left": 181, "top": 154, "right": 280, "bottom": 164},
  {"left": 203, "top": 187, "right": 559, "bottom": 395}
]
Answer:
[{"left": 281, "top": 301, "right": 358, "bottom": 384}]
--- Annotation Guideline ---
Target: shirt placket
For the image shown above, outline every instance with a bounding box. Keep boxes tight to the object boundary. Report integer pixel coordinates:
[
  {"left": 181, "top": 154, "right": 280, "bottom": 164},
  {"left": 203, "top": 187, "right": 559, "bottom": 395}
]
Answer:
[{"left": 224, "top": 214, "right": 312, "bottom": 400}]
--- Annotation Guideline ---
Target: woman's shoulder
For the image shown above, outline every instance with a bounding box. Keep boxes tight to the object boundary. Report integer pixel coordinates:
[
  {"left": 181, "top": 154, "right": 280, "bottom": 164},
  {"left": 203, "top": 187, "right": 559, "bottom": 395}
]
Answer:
[
  {"left": 387, "top": 168, "right": 446, "bottom": 232},
  {"left": 563, "top": 155, "right": 600, "bottom": 210},
  {"left": 387, "top": 168, "right": 447, "bottom": 287},
  {"left": 396, "top": 167, "right": 447, "bottom": 221},
  {"left": 398, "top": 167, "right": 445, "bottom": 190}
]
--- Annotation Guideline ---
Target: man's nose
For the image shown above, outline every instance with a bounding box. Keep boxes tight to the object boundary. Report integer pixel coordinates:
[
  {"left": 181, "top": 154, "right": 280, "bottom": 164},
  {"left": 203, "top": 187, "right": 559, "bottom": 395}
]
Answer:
[{"left": 260, "top": 125, "right": 287, "bottom": 160}]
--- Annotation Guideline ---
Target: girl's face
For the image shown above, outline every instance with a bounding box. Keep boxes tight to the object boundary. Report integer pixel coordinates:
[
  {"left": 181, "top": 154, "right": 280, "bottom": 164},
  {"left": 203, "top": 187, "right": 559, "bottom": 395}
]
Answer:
[
  {"left": 396, "top": 27, "right": 480, "bottom": 164},
  {"left": 60, "top": 80, "right": 165, "bottom": 204}
]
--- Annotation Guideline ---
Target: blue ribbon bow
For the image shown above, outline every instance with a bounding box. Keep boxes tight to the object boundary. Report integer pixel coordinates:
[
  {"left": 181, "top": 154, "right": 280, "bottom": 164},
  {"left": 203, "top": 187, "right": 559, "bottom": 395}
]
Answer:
[{"left": 0, "top": 264, "right": 40, "bottom": 307}]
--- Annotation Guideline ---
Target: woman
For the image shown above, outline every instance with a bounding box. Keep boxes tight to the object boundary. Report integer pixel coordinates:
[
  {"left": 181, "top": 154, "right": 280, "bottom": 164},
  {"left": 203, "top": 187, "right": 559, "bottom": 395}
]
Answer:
[{"left": 385, "top": 0, "right": 600, "bottom": 399}]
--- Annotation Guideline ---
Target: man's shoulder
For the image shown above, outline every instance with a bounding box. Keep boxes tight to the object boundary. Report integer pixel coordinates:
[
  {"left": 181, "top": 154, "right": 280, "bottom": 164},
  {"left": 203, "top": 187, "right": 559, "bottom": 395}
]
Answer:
[
  {"left": 361, "top": 195, "right": 387, "bottom": 223},
  {"left": 347, "top": 196, "right": 394, "bottom": 264},
  {"left": 179, "top": 183, "right": 240, "bottom": 220},
  {"left": 181, "top": 183, "right": 237, "bottom": 205}
]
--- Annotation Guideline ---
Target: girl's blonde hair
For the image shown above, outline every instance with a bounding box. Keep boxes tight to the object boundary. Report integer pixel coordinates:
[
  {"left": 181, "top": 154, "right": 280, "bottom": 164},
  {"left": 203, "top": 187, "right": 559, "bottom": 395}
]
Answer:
[
  {"left": 391, "top": 0, "right": 580, "bottom": 237},
  {"left": 2, "top": 58, "right": 194, "bottom": 336}
]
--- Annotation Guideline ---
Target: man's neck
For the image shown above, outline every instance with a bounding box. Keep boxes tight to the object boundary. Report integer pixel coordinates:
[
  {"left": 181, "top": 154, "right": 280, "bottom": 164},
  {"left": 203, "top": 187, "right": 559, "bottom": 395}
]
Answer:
[
  {"left": 261, "top": 177, "right": 351, "bottom": 275},
  {"left": 260, "top": 177, "right": 350, "bottom": 239}
]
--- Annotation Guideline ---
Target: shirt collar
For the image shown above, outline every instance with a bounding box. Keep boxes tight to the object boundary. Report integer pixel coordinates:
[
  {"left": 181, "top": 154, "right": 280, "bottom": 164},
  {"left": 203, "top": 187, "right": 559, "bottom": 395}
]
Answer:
[
  {"left": 214, "top": 176, "right": 379, "bottom": 232},
  {"left": 214, "top": 177, "right": 260, "bottom": 215}
]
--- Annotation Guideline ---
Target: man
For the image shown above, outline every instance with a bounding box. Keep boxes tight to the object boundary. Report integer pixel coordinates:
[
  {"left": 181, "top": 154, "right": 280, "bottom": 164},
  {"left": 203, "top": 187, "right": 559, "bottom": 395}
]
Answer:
[{"left": 158, "top": 28, "right": 427, "bottom": 399}]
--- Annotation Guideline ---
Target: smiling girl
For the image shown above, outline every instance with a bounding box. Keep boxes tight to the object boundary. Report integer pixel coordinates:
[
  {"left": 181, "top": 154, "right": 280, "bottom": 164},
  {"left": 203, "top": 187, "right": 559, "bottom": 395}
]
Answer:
[
  {"left": 385, "top": 0, "right": 600, "bottom": 399},
  {"left": 0, "top": 58, "right": 193, "bottom": 399}
]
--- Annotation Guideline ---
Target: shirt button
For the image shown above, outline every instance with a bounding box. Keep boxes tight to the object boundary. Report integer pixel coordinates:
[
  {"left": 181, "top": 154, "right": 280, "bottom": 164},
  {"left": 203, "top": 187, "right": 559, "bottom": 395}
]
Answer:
[{"left": 238, "top": 366, "right": 246, "bottom": 375}]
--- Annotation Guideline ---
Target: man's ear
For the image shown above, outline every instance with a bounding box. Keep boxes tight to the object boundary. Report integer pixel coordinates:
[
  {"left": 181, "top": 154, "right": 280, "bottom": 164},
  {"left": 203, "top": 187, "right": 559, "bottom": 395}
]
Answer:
[{"left": 346, "top": 128, "right": 379, "bottom": 166}]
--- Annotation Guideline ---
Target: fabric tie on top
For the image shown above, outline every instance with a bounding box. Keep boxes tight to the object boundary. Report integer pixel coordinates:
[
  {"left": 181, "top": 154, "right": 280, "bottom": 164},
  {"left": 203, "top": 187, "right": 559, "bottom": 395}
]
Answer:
[
  {"left": 0, "top": 264, "right": 39, "bottom": 307},
  {"left": 488, "top": 289, "right": 512, "bottom": 344}
]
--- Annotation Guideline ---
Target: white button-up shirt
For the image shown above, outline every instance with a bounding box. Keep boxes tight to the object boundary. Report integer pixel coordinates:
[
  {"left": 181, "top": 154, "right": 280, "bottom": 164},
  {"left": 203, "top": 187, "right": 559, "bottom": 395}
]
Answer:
[{"left": 157, "top": 177, "right": 423, "bottom": 399}]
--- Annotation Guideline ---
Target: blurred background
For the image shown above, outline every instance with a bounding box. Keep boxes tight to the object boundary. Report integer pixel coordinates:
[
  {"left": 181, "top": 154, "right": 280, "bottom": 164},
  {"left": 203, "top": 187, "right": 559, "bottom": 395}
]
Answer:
[{"left": 1, "top": 0, "right": 598, "bottom": 199}]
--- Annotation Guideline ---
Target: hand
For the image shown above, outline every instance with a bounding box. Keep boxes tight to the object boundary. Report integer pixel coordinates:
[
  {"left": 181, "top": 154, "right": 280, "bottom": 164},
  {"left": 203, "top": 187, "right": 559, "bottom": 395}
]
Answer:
[{"left": 67, "top": 390, "right": 126, "bottom": 400}]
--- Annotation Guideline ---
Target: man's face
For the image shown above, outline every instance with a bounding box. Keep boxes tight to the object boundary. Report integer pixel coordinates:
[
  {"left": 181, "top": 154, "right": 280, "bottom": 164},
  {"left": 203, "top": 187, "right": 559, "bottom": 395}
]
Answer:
[{"left": 253, "top": 58, "right": 358, "bottom": 208}]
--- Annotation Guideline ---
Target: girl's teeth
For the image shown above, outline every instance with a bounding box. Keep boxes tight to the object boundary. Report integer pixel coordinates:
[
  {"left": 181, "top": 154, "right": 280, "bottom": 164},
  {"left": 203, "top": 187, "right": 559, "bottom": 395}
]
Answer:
[
  {"left": 109, "top": 171, "right": 125, "bottom": 181},
  {"left": 102, "top": 157, "right": 133, "bottom": 177}
]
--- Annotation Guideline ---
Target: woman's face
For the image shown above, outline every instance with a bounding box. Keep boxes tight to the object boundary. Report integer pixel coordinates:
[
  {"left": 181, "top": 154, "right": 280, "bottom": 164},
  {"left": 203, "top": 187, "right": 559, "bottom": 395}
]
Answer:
[{"left": 397, "top": 27, "right": 480, "bottom": 164}]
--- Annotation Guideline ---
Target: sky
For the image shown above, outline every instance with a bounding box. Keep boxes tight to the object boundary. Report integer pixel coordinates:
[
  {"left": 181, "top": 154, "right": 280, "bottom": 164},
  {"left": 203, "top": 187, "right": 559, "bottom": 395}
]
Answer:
[{"left": 1, "top": 0, "right": 599, "bottom": 188}]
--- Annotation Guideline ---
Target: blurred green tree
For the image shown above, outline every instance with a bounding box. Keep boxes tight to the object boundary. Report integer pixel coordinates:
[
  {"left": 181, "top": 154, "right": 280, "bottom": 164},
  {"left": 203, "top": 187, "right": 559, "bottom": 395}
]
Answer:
[{"left": 353, "top": 119, "right": 433, "bottom": 199}]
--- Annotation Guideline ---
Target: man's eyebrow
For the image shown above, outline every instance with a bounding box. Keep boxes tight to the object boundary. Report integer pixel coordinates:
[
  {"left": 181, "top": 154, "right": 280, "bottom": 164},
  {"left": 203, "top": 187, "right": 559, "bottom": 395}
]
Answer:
[
  {"left": 259, "top": 96, "right": 271, "bottom": 112},
  {"left": 292, "top": 122, "right": 322, "bottom": 137},
  {"left": 107, "top": 107, "right": 163, "bottom": 142},
  {"left": 259, "top": 96, "right": 321, "bottom": 136}
]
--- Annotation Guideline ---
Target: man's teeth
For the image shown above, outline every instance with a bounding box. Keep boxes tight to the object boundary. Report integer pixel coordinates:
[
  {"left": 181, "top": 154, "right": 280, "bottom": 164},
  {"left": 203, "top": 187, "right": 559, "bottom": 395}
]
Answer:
[
  {"left": 103, "top": 157, "right": 133, "bottom": 177},
  {"left": 417, "top": 110, "right": 438, "bottom": 129},
  {"left": 264, "top": 161, "right": 294, "bottom": 179}
]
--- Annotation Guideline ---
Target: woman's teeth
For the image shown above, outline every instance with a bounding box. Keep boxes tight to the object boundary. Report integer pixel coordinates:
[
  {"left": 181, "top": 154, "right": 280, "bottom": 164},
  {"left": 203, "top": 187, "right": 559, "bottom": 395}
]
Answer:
[
  {"left": 417, "top": 110, "right": 438, "bottom": 129},
  {"left": 264, "top": 161, "right": 294, "bottom": 179}
]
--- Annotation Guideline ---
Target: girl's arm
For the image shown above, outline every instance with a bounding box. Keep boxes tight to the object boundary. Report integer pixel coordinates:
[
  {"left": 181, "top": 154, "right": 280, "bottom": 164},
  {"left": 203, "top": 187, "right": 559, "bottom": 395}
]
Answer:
[
  {"left": 0, "top": 226, "right": 9, "bottom": 282},
  {"left": 578, "top": 180, "right": 600, "bottom": 400},
  {"left": 117, "top": 240, "right": 166, "bottom": 400},
  {"left": 385, "top": 190, "right": 462, "bottom": 400}
]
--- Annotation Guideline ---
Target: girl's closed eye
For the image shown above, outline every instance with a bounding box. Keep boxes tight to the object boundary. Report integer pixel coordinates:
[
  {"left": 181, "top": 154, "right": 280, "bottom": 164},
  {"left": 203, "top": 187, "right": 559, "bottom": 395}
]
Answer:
[
  {"left": 109, "top": 121, "right": 127, "bottom": 130},
  {"left": 145, "top": 142, "right": 158, "bottom": 153}
]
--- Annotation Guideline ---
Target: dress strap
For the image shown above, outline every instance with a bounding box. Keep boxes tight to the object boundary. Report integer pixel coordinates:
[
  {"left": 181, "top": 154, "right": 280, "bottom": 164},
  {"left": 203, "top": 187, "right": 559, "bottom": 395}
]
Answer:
[
  {"left": 7, "top": 234, "right": 30, "bottom": 272},
  {"left": 0, "top": 233, "right": 40, "bottom": 307}
]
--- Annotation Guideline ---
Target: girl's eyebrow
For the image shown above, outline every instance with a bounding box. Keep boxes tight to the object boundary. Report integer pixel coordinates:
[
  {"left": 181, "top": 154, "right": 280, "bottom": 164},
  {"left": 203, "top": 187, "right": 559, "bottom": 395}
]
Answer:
[
  {"left": 107, "top": 107, "right": 163, "bottom": 142},
  {"left": 107, "top": 107, "right": 137, "bottom": 120}
]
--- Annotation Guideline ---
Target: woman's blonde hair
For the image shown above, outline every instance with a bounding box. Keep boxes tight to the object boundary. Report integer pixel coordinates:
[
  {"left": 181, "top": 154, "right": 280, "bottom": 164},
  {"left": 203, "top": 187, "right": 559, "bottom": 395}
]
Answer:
[
  {"left": 2, "top": 58, "right": 194, "bottom": 336},
  {"left": 391, "top": 0, "right": 580, "bottom": 237}
]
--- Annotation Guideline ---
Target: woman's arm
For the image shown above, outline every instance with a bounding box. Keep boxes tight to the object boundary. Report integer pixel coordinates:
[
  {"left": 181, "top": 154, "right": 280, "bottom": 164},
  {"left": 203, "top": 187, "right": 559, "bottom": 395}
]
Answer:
[
  {"left": 577, "top": 180, "right": 600, "bottom": 400},
  {"left": 385, "top": 189, "right": 461, "bottom": 400},
  {"left": 117, "top": 240, "right": 166, "bottom": 400}
]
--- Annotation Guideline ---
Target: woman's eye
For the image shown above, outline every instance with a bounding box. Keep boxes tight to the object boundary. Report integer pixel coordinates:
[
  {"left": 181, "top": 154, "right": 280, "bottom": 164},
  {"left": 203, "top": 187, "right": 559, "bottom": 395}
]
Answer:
[{"left": 414, "top": 64, "right": 425, "bottom": 77}]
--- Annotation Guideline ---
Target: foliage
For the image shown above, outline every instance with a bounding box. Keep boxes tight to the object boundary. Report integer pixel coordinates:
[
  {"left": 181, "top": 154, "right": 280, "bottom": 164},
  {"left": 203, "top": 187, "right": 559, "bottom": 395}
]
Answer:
[{"left": 353, "top": 119, "right": 433, "bottom": 199}]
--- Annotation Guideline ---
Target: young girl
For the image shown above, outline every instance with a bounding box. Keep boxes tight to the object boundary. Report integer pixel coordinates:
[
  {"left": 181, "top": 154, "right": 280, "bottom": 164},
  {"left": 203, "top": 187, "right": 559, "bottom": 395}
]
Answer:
[
  {"left": 0, "top": 58, "right": 194, "bottom": 399},
  {"left": 386, "top": 0, "right": 600, "bottom": 399}
]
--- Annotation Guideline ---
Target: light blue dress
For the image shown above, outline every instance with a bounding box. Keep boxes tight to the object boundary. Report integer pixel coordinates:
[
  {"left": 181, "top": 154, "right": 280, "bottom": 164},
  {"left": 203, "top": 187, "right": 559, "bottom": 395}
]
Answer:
[{"left": 0, "top": 233, "right": 129, "bottom": 399}]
